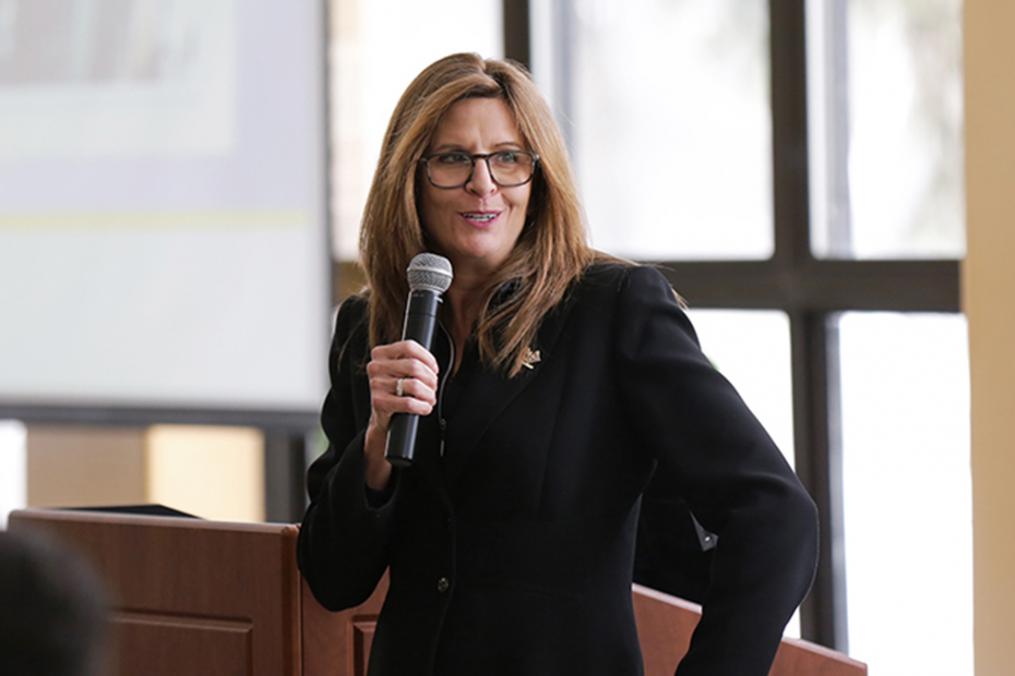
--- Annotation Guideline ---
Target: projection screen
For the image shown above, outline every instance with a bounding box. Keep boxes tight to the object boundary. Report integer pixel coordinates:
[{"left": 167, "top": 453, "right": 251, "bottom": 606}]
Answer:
[{"left": 0, "top": 0, "right": 331, "bottom": 425}]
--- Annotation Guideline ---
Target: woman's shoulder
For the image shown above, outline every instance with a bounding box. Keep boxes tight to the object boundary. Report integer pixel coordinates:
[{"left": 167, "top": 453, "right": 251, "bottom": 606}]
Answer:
[
  {"left": 337, "top": 292, "right": 369, "bottom": 316},
  {"left": 566, "top": 260, "right": 686, "bottom": 331},
  {"left": 330, "top": 293, "right": 370, "bottom": 356},
  {"left": 575, "top": 256, "right": 671, "bottom": 297},
  {"left": 334, "top": 293, "right": 369, "bottom": 331},
  {"left": 576, "top": 256, "right": 632, "bottom": 288},
  {"left": 557, "top": 259, "right": 639, "bottom": 320}
]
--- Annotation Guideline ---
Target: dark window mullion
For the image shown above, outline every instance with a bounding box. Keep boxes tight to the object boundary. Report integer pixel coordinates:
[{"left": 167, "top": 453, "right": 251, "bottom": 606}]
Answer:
[
  {"left": 791, "top": 310, "right": 849, "bottom": 650},
  {"left": 502, "top": 0, "right": 531, "bottom": 69},
  {"left": 770, "top": 0, "right": 813, "bottom": 269},
  {"left": 653, "top": 260, "right": 960, "bottom": 313},
  {"left": 770, "top": 0, "right": 845, "bottom": 649}
]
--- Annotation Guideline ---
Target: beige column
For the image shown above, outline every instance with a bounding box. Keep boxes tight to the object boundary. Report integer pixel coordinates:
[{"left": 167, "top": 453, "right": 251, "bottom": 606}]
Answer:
[
  {"left": 25, "top": 425, "right": 265, "bottom": 522},
  {"left": 26, "top": 426, "right": 149, "bottom": 508},
  {"left": 145, "top": 425, "right": 265, "bottom": 522},
  {"left": 963, "top": 3, "right": 1015, "bottom": 675}
]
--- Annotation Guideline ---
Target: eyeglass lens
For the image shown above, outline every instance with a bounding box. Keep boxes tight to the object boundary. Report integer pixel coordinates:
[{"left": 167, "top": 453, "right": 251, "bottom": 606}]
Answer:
[{"left": 427, "top": 152, "right": 535, "bottom": 188}]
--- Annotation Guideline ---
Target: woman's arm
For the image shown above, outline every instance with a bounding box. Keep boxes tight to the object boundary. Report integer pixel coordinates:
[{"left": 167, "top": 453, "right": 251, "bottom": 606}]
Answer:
[
  {"left": 297, "top": 298, "right": 397, "bottom": 611},
  {"left": 615, "top": 266, "right": 819, "bottom": 676}
]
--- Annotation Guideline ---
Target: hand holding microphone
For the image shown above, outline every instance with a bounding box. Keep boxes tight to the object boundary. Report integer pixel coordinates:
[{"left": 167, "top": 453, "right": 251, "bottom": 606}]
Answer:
[{"left": 363, "top": 254, "right": 453, "bottom": 487}]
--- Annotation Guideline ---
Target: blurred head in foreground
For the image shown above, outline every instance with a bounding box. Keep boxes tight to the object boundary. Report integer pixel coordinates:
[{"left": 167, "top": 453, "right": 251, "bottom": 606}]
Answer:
[{"left": 0, "top": 530, "right": 108, "bottom": 676}]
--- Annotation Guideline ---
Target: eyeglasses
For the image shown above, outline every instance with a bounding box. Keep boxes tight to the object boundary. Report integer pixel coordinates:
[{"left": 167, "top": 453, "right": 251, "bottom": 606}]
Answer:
[{"left": 419, "top": 150, "right": 539, "bottom": 189}]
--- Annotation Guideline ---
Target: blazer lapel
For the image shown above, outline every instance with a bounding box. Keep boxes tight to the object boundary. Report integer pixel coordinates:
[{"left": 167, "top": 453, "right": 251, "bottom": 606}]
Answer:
[{"left": 441, "top": 293, "right": 575, "bottom": 487}]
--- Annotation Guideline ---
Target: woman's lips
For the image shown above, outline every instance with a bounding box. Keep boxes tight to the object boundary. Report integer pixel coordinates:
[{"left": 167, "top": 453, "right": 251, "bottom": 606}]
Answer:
[{"left": 459, "top": 210, "right": 501, "bottom": 227}]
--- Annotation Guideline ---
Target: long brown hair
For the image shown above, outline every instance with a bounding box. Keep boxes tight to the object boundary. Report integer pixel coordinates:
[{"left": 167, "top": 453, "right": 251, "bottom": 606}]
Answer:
[{"left": 359, "top": 53, "right": 598, "bottom": 377}]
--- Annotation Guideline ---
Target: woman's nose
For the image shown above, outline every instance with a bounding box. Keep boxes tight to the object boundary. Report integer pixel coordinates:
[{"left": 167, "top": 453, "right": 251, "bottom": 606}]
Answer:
[{"left": 466, "top": 158, "right": 498, "bottom": 196}]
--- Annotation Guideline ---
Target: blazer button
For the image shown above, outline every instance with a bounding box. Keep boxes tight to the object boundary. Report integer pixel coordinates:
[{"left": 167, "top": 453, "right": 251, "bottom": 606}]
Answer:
[{"left": 436, "top": 576, "right": 450, "bottom": 594}]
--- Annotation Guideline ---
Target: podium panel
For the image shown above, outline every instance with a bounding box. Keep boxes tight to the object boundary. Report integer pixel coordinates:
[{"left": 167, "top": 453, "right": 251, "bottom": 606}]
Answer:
[
  {"left": 9, "top": 510, "right": 307, "bottom": 676},
  {"left": 114, "top": 612, "right": 252, "bottom": 676}
]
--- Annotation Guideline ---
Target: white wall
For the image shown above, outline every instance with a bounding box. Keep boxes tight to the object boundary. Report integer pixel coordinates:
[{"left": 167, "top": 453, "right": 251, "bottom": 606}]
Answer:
[{"left": 0, "top": 421, "right": 27, "bottom": 527}]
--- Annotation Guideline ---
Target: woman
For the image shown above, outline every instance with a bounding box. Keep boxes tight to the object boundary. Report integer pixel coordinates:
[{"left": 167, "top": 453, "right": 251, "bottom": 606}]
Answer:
[{"left": 297, "top": 53, "right": 818, "bottom": 676}]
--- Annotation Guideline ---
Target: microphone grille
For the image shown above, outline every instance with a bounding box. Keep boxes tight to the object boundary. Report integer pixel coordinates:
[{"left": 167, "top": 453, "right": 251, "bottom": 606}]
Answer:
[{"left": 407, "top": 253, "right": 454, "bottom": 294}]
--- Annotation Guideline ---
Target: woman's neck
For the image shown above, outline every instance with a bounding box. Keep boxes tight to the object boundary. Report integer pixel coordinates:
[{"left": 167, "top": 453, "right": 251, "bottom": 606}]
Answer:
[
  {"left": 445, "top": 286, "right": 481, "bottom": 342},
  {"left": 443, "top": 270, "right": 490, "bottom": 370}
]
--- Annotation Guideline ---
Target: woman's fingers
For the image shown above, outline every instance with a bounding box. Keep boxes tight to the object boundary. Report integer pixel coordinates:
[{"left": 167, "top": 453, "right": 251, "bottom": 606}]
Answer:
[
  {"left": 380, "top": 383, "right": 435, "bottom": 416},
  {"left": 368, "top": 341, "right": 439, "bottom": 386},
  {"left": 366, "top": 358, "right": 439, "bottom": 391},
  {"left": 362, "top": 340, "right": 439, "bottom": 486},
  {"left": 366, "top": 340, "right": 440, "bottom": 427},
  {"left": 370, "top": 339, "right": 439, "bottom": 374},
  {"left": 368, "top": 385, "right": 434, "bottom": 432},
  {"left": 391, "top": 376, "right": 437, "bottom": 407}
]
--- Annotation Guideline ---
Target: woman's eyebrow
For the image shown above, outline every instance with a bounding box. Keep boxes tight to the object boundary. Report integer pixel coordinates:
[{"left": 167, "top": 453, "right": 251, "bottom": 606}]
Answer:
[
  {"left": 429, "top": 143, "right": 467, "bottom": 153},
  {"left": 429, "top": 140, "right": 525, "bottom": 152}
]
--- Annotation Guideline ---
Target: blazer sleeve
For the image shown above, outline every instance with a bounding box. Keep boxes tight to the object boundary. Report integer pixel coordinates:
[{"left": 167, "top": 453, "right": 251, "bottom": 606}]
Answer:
[
  {"left": 297, "top": 297, "right": 399, "bottom": 611},
  {"left": 614, "top": 266, "right": 819, "bottom": 676}
]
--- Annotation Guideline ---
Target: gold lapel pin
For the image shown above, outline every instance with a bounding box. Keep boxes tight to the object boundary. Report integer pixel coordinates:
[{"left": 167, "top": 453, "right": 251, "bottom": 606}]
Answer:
[{"left": 522, "top": 347, "right": 541, "bottom": 370}]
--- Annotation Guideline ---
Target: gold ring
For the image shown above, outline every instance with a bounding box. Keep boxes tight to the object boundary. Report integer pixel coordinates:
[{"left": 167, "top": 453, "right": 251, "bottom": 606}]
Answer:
[{"left": 395, "top": 378, "right": 405, "bottom": 397}]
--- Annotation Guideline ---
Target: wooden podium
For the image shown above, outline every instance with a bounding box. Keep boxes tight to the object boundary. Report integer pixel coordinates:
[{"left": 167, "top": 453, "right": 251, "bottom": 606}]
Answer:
[{"left": 8, "top": 509, "right": 865, "bottom": 676}]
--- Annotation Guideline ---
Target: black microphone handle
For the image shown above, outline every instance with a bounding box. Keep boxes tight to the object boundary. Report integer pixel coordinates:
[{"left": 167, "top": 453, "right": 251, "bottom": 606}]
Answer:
[{"left": 385, "top": 290, "right": 441, "bottom": 467}]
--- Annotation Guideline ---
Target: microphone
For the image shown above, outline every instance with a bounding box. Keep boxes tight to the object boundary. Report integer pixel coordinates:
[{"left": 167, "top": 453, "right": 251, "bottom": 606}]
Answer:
[{"left": 385, "top": 253, "right": 454, "bottom": 467}]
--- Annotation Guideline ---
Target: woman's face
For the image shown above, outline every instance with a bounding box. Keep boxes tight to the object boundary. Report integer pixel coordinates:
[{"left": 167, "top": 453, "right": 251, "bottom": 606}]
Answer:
[{"left": 418, "top": 97, "right": 532, "bottom": 280}]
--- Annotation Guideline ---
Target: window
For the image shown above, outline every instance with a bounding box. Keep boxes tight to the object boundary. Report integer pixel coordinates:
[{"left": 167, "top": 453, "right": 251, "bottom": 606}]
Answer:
[
  {"left": 838, "top": 313, "right": 971, "bottom": 675},
  {"left": 534, "top": 0, "right": 773, "bottom": 259},
  {"left": 807, "top": 0, "right": 964, "bottom": 259}
]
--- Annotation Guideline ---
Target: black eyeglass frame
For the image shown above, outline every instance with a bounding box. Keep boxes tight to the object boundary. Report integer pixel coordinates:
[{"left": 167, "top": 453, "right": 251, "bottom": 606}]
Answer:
[{"left": 418, "top": 150, "right": 540, "bottom": 189}]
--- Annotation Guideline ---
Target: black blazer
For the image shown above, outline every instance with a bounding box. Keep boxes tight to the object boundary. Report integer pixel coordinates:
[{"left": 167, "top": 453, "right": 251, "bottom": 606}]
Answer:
[{"left": 297, "top": 264, "right": 818, "bottom": 676}]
